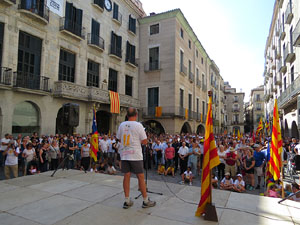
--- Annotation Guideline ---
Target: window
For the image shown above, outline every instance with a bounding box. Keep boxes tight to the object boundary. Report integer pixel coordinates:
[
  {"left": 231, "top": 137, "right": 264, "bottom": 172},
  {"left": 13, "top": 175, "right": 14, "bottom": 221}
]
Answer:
[
  {"left": 148, "top": 87, "right": 159, "bottom": 115},
  {"left": 210, "top": 73, "right": 214, "bottom": 85},
  {"left": 87, "top": 60, "right": 99, "bottom": 87},
  {"left": 150, "top": 24, "right": 159, "bottom": 35},
  {"left": 110, "top": 31, "right": 122, "bottom": 58},
  {"left": 202, "top": 74, "right": 205, "bottom": 85},
  {"left": 196, "top": 50, "right": 198, "bottom": 58},
  {"left": 93, "top": 0, "right": 104, "bottom": 9},
  {"left": 113, "top": 2, "right": 120, "bottom": 21},
  {"left": 196, "top": 98, "right": 199, "bottom": 114},
  {"left": 108, "top": 68, "right": 118, "bottom": 92},
  {"left": 17, "top": 31, "right": 42, "bottom": 89},
  {"left": 126, "top": 41, "right": 136, "bottom": 65},
  {"left": 291, "top": 66, "right": 294, "bottom": 82},
  {"left": 90, "top": 19, "right": 101, "bottom": 46},
  {"left": 256, "top": 103, "right": 261, "bottom": 110},
  {"left": 180, "top": 28, "right": 184, "bottom": 39},
  {"left": 188, "top": 40, "right": 191, "bottom": 49},
  {"left": 201, "top": 57, "right": 203, "bottom": 65},
  {"left": 125, "top": 75, "right": 133, "bottom": 96},
  {"left": 233, "top": 115, "right": 239, "bottom": 123},
  {"left": 284, "top": 77, "right": 287, "bottom": 90},
  {"left": 188, "top": 60, "right": 192, "bottom": 75},
  {"left": 202, "top": 101, "right": 205, "bottom": 114},
  {"left": 256, "top": 94, "right": 261, "bottom": 101},
  {"left": 64, "top": 2, "right": 83, "bottom": 37},
  {"left": 180, "top": 89, "right": 184, "bottom": 108},
  {"left": 180, "top": 50, "right": 184, "bottom": 68},
  {"left": 128, "top": 15, "right": 136, "bottom": 34},
  {"left": 0, "top": 22, "right": 3, "bottom": 68},
  {"left": 59, "top": 49, "right": 75, "bottom": 82},
  {"left": 149, "top": 47, "right": 159, "bottom": 70},
  {"left": 234, "top": 96, "right": 238, "bottom": 102}
]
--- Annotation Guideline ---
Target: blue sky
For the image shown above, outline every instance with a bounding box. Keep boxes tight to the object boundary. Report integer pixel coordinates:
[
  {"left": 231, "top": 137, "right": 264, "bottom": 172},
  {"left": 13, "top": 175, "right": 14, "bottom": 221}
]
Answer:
[{"left": 141, "top": 0, "right": 275, "bottom": 100}]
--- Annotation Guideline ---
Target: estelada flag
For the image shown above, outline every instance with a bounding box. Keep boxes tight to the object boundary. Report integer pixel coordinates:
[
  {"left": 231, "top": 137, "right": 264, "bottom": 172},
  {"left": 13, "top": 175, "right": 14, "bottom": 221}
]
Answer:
[
  {"left": 269, "top": 99, "right": 282, "bottom": 181},
  {"left": 91, "top": 106, "right": 98, "bottom": 162},
  {"left": 256, "top": 118, "right": 263, "bottom": 136},
  {"left": 195, "top": 94, "right": 220, "bottom": 217}
]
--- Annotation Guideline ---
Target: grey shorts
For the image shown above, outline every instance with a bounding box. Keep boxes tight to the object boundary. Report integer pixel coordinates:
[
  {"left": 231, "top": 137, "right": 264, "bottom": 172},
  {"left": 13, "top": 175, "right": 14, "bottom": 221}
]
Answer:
[{"left": 121, "top": 160, "right": 143, "bottom": 174}]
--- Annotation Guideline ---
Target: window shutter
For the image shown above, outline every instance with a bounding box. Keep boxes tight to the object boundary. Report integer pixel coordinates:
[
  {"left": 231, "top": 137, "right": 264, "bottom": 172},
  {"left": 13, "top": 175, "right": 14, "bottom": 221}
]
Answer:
[
  {"left": 117, "top": 35, "right": 122, "bottom": 57},
  {"left": 132, "top": 18, "right": 136, "bottom": 33},
  {"left": 132, "top": 45, "right": 136, "bottom": 62},
  {"left": 113, "top": 3, "right": 119, "bottom": 19},
  {"left": 126, "top": 41, "right": 129, "bottom": 62},
  {"left": 65, "top": 2, "right": 73, "bottom": 29}
]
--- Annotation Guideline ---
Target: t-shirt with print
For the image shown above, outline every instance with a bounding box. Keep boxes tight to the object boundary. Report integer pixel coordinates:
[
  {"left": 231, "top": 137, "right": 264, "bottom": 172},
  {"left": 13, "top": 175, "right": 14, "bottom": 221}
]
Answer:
[
  {"left": 5, "top": 147, "right": 20, "bottom": 166},
  {"left": 116, "top": 121, "right": 147, "bottom": 161},
  {"left": 184, "top": 170, "right": 192, "bottom": 178},
  {"left": 234, "top": 179, "right": 245, "bottom": 188},
  {"left": 99, "top": 139, "right": 109, "bottom": 153},
  {"left": 221, "top": 178, "right": 233, "bottom": 185},
  {"left": 23, "top": 148, "right": 35, "bottom": 162},
  {"left": 1, "top": 138, "right": 10, "bottom": 151},
  {"left": 165, "top": 147, "right": 175, "bottom": 160}
]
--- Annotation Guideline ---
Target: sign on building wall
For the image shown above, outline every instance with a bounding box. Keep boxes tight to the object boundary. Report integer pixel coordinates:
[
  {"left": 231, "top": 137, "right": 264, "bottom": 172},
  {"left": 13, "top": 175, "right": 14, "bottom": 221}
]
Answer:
[{"left": 47, "top": 0, "right": 64, "bottom": 17}]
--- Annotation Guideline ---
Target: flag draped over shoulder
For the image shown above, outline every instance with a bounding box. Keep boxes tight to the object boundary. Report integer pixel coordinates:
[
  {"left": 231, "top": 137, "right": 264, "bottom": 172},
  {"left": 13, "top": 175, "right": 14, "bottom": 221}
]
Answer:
[
  {"left": 195, "top": 95, "right": 220, "bottom": 217},
  {"left": 256, "top": 118, "right": 263, "bottom": 136},
  {"left": 269, "top": 99, "right": 282, "bottom": 181},
  {"left": 91, "top": 107, "right": 99, "bottom": 162}
]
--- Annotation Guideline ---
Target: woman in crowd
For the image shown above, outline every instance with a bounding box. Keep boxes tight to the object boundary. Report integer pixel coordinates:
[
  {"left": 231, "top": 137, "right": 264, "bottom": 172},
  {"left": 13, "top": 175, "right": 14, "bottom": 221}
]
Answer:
[
  {"left": 80, "top": 139, "right": 90, "bottom": 172},
  {"left": 39, "top": 142, "right": 49, "bottom": 172},
  {"left": 217, "top": 145, "right": 226, "bottom": 180},
  {"left": 243, "top": 148, "right": 255, "bottom": 191},
  {"left": 22, "top": 143, "right": 36, "bottom": 175},
  {"left": 49, "top": 140, "right": 60, "bottom": 170}
]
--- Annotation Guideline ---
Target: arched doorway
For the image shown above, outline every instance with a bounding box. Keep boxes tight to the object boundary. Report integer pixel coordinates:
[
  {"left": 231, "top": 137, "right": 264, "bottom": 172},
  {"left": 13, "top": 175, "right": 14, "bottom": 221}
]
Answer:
[
  {"left": 12, "top": 101, "right": 40, "bottom": 137},
  {"left": 142, "top": 120, "right": 165, "bottom": 135},
  {"left": 284, "top": 119, "right": 289, "bottom": 137},
  {"left": 291, "top": 121, "right": 299, "bottom": 139},
  {"left": 196, "top": 124, "right": 205, "bottom": 135},
  {"left": 97, "top": 110, "right": 111, "bottom": 135},
  {"left": 180, "top": 122, "right": 192, "bottom": 134}
]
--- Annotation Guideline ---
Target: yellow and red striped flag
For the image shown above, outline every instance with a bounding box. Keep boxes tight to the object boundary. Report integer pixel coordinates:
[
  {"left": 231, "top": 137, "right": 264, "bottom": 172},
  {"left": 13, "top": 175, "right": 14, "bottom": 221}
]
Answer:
[
  {"left": 269, "top": 99, "right": 282, "bottom": 181},
  {"left": 237, "top": 129, "right": 241, "bottom": 141},
  {"left": 232, "top": 129, "right": 235, "bottom": 138},
  {"left": 256, "top": 118, "right": 263, "bottom": 136},
  {"left": 91, "top": 106, "right": 98, "bottom": 162},
  {"left": 195, "top": 94, "right": 220, "bottom": 217},
  {"left": 109, "top": 91, "right": 120, "bottom": 114}
]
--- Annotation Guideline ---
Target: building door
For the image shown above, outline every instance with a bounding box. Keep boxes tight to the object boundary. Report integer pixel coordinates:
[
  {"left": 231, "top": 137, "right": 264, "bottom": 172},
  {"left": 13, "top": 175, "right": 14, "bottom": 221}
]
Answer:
[
  {"left": 17, "top": 31, "right": 42, "bottom": 89},
  {"left": 91, "top": 19, "right": 100, "bottom": 45},
  {"left": 149, "top": 47, "right": 159, "bottom": 70},
  {"left": 148, "top": 87, "right": 159, "bottom": 115},
  {"left": 96, "top": 111, "right": 111, "bottom": 134}
]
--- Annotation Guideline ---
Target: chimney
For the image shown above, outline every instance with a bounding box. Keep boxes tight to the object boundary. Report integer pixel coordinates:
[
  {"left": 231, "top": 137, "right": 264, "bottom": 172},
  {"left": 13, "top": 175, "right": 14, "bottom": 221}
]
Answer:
[{"left": 150, "top": 12, "right": 156, "bottom": 16}]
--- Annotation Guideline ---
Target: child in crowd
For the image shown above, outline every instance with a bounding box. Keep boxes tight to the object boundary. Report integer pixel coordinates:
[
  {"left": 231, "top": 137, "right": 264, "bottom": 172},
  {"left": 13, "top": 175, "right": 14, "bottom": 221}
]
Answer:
[
  {"left": 220, "top": 172, "right": 233, "bottom": 190},
  {"left": 164, "top": 164, "right": 175, "bottom": 177},
  {"left": 158, "top": 164, "right": 165, "bottom": 175},
  {"left": 107, "top": 162, "right": 117, "bottom": 175},
  {"left": 180, "top": 167, "right": 193, "bottom": 186},
  {"left": 233, "top": 174, "right": 245, "bottom": 193},
  {"left": 212, "top": 173, "right": 218, "bottom": 189},
  {"left": 267, "top": 185, "right": 280, "bottom": 198},
  {"left": 97, "top": 162, "right": 106, "bottom": 173}
]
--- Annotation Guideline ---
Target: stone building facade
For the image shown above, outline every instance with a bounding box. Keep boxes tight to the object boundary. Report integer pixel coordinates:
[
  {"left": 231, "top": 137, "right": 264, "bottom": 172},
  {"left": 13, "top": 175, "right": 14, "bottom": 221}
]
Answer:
[
  {"left": 249, "top": 85, "right": 265, "bottom": 132},
  {"left": 0, "top": 0, "right": 144, "bottom": 137},
  {"left": 224, "top": 82, "right": 245, "bottom": 134},
  {"left": 138, "top": 9, "right": 225, "bottom": 135}
]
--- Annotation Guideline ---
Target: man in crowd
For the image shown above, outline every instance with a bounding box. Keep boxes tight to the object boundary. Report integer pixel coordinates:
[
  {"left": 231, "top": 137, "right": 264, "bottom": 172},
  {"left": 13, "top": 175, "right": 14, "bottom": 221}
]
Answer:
[
  {"left": 253, "top": 143, "right": 266, "bottom": 190},
  {"left": 0, "top": 133, "right": 10, "bottom": 168},
  {"left": 178, "top": 142, "right": 189, "bottom": 175},
  {"left": 116, "top": 107, "right": 156, "bottom": 209}
]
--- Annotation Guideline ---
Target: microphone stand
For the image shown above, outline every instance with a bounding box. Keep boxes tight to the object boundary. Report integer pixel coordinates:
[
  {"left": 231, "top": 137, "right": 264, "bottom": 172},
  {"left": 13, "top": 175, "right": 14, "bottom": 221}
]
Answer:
[
  {"left": 135, "top": 145, "right": 163, "bottom": 199},
  {"left": 278, "top": 190, "right": 300, "bottom": 204}
]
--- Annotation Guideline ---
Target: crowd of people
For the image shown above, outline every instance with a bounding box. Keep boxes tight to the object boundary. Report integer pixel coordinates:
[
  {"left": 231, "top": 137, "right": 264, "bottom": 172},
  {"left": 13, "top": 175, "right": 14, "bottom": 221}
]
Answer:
[{"left": 0, "top": 131, "right": 299, "bottom": 202}]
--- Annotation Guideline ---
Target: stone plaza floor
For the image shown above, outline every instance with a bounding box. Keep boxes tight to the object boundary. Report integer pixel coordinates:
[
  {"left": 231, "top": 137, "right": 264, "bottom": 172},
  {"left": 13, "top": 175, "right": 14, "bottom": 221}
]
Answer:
[{"left": 0, "top": 170, "right": 299, "bottom": 225}]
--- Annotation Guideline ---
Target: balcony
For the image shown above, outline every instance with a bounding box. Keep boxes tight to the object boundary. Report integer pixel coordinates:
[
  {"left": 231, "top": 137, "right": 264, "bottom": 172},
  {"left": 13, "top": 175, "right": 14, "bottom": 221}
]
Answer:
[
  {"left": 60, "top": 18, "right": 85, "bottom": 40},
  {"left": 285, "top": 2, "right": 293, "bottom": 24},
  {"left": 144, "top": 61, "right": 161, "bottom": 72},
  {"left": 126, "top": 57, "right": 138, "bottom": 68},
  {"left": 233, "top": 99, "right": 238, "bottom": 103},
  {"left": 18, "top": 1, "right": 49, "bottom": 24},
  {"left": 279, "top": 59, "right": 287, "bottom": 74},
  {"left": 180, "top": 64, "right": 187, "bottom": 76},
  {"left": 13, "top": 72, "right": 50, "bottom": 92},
  {"left": 278, "top": 75, "right": 300, "bottom": 108},
  {"left": 293, "top": 19, "right": 300, "bottom": 46},
  {"left": 0, "top": 67, "right": 13, "bottom": 86},
  {"left": 232, "top": 121, "right": 240, "bottom": 125},
  {"left": 188, "top": 72, "right": 194, "bottom": 83},
  {"left": 279, "top": 26, "right": 286, "bottom": 40},
  {"left": 283, "top": 43, "right": 295, "bottom": 63},
  {"left": 91, "top": 0, "right": 104, "bottom": 12},
  {"left": 112, "top": 11, "right": 122, "bottom": 25},
  {"left": 232, "top": 108, "right": 240, "bottom": 112},
  {"left": 87, "top": 33, "right": 105, "bottom": 52},
  {"left": 0, "top": 0, "right": 16, "bottom": 5},
  {"left": 109, "top": 44, "right": 122, "bottom": 60},
  {"left": 196, "top": 79, "right": 201, "bottom": 87},
  {"left": 142, "top": 106, "right": 191, "bottom": 119}
]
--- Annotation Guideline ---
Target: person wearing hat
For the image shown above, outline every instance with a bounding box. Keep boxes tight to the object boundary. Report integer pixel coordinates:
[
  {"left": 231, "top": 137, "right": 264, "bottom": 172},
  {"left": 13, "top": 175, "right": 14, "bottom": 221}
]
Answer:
[
  {"left": 224, "top": 147, "right": 237, "bottom": 177},
  {"left": 233, "top": 174, "right": 246, "bottom": 193},
  {"left": 220, "top": 172, "right": 233, "bottom": 190},
  {"left": 3, "top": 140, "right": 20, "bottom": 179},
  {"left": 253, "top": 143, "right": 266, "bottom": 190}
]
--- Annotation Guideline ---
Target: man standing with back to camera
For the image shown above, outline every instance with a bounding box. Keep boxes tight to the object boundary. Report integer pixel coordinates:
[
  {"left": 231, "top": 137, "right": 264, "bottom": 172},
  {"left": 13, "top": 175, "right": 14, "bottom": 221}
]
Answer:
[{"left": 117, "top": 107, "right": 156, "bottom": 209}]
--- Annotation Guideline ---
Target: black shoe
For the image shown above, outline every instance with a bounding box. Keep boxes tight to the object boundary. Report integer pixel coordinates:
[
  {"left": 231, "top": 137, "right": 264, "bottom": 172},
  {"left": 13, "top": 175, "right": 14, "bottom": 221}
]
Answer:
[
  {"left": 123, "top": 200, "right": 134, "bottom": 209},
  {"left": 256, "top": 185, "right": 260, "bottom": 190},
  {"left": 142, "top": 198, "right": 156, "bottom": 208}
]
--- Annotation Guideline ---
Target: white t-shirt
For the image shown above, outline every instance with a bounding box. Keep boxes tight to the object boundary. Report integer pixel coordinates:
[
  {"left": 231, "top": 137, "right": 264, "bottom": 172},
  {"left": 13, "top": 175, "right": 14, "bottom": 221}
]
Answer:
[
  {"left": 108, "top": 139, "right": 116, "bottom": 153},
  {"left": 178, "top": 146, "right": 189, "bottom": 156},
  {"left": 99, "top": 139, "right": 109, "bottom": 153},
  {"left": 5, "top": 147, "right": 20, "bottom": 166},
  {"left": 295, "top": 144, "right": 300, "bottom": 155},
  {"left": 116, "top": 121, "right": 147, "bottom": 161},
  {"left": 23, "top": 148, "right": 35, "bottom": 162},
  {"left": 107, "top": 166, "right": 116, "bottom": 173},
  {"left": 1, "top": 138, "right": 10, "bottom": 151},
  {"left": 221, "top": 178, "right": 233, "bottom": 185},
  {"left": 234, "top": 179, "right": 245, "bottom": 187},
  {"left": 184, "top": 170, "right": 192, "bottom": 178},
  {"left": 218, "top": 150, "right": 226, "bottom": 164}
]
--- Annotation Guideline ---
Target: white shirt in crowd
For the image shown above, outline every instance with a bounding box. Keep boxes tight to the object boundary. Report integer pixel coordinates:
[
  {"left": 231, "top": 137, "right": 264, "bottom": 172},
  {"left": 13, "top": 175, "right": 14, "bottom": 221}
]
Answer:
[
  {"left": 108, "top": 139, "right": 116, "bottom": 153},
  {"left": 234, "top": 179, "right": 245, "bottom": 187},
  {"left": 23, "top": 148, "right": 35, "bottom": 162},
  {"left": 116, "top": 121, "right": 147, "bottom": 161},
  {"left": 295, "top": 144, "right": 300, "bottom": 155},
  {"left": 1, "top": 137, "right": 10, "bottom": 151},
  {"left": 184, "top": 170, "right": 192, "bottom": 178},
  {"left": 5, "top": 147, "right": 20, "bottom": 166},
  {"left": 99, "top": 139, "right": 109, "bottom": 153},
  {"left": 221, "top": 178, "right": 233, "bottom": 185},
  {"left": 218, "top": 150, "right": 226, "bottom": 164},
  {"left": 178, "top": 146, "right": 189, "bottom": 156}
]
